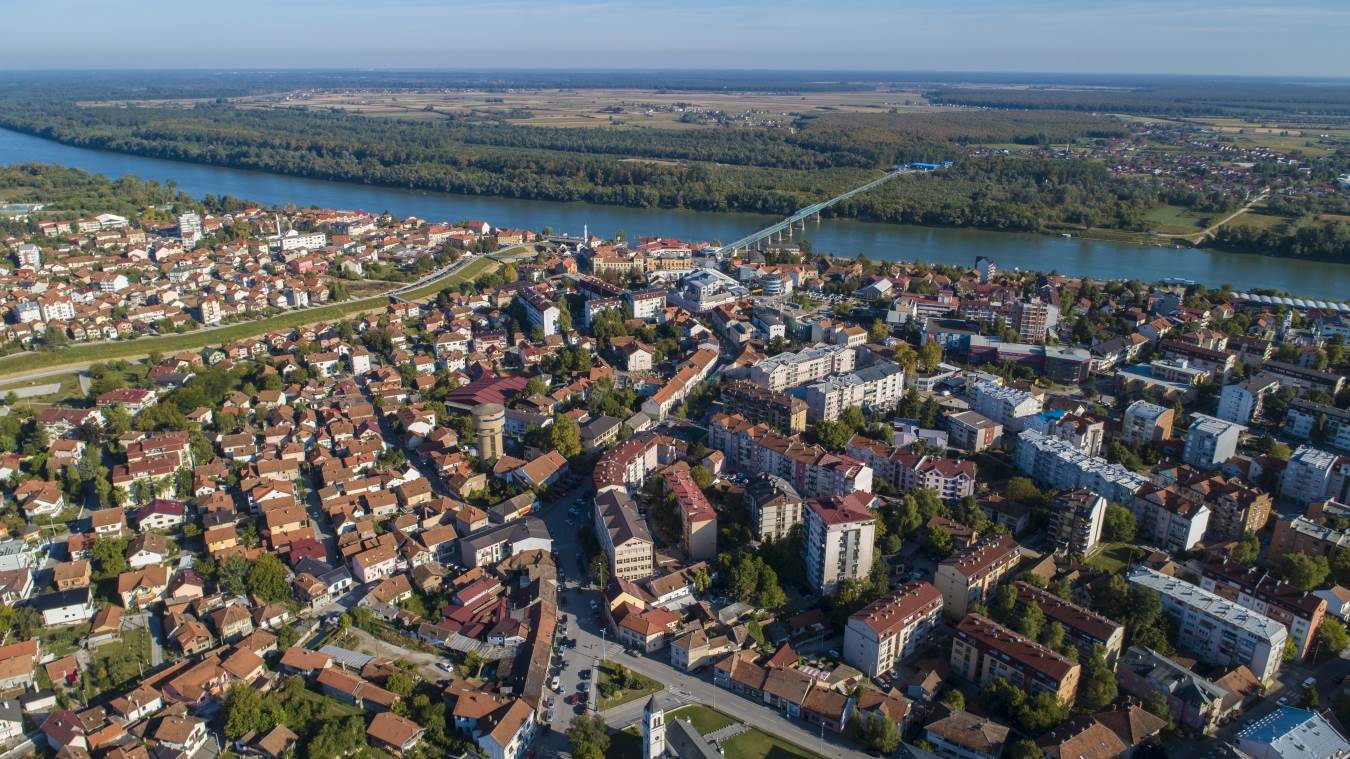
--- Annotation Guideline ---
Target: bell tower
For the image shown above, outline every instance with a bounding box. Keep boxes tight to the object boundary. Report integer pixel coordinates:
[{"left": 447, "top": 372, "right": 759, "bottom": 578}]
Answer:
[{"left": 642, "top": 695, "right": 666, "bottom": 759}]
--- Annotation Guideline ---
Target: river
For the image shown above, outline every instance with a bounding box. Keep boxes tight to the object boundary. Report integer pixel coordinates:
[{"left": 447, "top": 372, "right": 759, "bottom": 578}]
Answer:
[{"left": 1, "top": 127, "right": 1345, "bottom": 299}]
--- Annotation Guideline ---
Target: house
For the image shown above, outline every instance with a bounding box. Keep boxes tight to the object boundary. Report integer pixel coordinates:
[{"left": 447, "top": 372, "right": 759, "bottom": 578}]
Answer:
[
  {"left": 53, "top": 560, "right": 92, "bottom": 591},
  {"left": 206, "top": 604, "right": 255, "bottom": 642},
  {"left": 152, "top": 714, "right": 209, "bottom": 758},
  {"left": 35, "top": 588, "right": 96, "bottom": 627},
  {"left": 367, "top": 712, "right": 424, "bottom": 753},
  {"left": 924, "top": 710, "right": 1010, "bottom": 759},
  {"left": 117, "top": 565, "right": 170, "bottom": 609},
  {"left": 476, "top": 699, "right": 536, "bottom": 759},
  {"left": 126, "top": 533, "right": 171, "bottom": 568},
  {"left": 253, "top": 725, "right": 300, "bottom": 758},
  {"left": 134, "top": 499, "right": 187, "bottom": 532}
]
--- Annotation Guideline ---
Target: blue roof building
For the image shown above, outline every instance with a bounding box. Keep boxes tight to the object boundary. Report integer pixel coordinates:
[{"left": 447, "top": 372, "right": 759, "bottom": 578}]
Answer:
[{"left": 1236, "top": 706, "right": 1349, "bottom": 759}]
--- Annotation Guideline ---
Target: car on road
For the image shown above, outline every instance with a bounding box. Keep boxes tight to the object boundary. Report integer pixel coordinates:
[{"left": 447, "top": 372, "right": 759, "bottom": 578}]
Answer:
[
  {"left": 1302, "top": 676, "right": 1317, "bottom": 689},
  {"left": 578, "top": 692, "right": 589, "bottom": 703},
  {"left": 828, "top": 649, "right": 840, "bottom": 659},
  {"left": 578, "top": 682, "right": 589, "bottom": 692},
  {"left": 545, "top": 709, "right": 554, "bottom": 722},
  {"left": 1277, "top": 696, "right": 1289, "bottom": 706},
  {"left": 626, "top": 648, "right": 640, "bottom": 657},
  {"left": 550, "top": 676, "right": 561, "bottom": 692},
  {"left": 579, "top": 669, "right": 591, "bottom": 680}
]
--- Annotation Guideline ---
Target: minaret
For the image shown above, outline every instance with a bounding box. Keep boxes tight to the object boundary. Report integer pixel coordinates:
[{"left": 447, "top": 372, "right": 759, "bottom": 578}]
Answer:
[{"left": 642, "top": 695, "right": 666, "bottom": 759}]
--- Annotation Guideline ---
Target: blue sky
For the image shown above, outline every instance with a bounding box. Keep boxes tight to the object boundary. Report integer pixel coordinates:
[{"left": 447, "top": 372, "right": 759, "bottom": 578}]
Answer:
[{"left": 4, "top": 0, "right": 1347, "bottom": 77}]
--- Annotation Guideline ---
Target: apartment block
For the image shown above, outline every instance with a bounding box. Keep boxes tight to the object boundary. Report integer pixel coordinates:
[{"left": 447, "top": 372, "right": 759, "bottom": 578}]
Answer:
[
  {"left": 969, "top": 380, "right": 1042, "bottom": 433},
  {"left": 843, "top": 581, "right": 944, "bottom": 677},
  {"left": 946, "top": 410, "right": 1003, "bottom": 453},
  {"left": 517, "top": 287, "right": 560, "bottom": 337},
  {"left": 1217, "top": 373, "right": 1282, "bottom": 425},
  {"left": 1199, "top": 560, "right": 1327, "bottom": 660},
  {"left": 1046, "top": 489, "right": 1106, "bottom": 556},
  {"left": 662, "top": 464, "right": 717, "bottom": 562},
  {"left": 1013, "top": 581, "right": 1125, "bottom": 663},
  {"left": 935, "top": 534, "right": 1021, "bottom": 620},
  {"left": 1285, "top": 399, "right": 1350, "bottom": 452},
  {"left": 803, "top": 492, "right": 876, "bottom": 595},
  {"left": 1280, "top": 445, "right": 1338, "bottom": 505},
  {"left": 743, "top": 474, "right": 804, "bottom": 543},
  {"left": 1121, "top": 400, "right": 1174, "bottom": 447},
  {"left": 749, "top": 344, "right": 855, "bottom": 392},
  {"left": 593, "top": 490, "right": 655, "bottom": 582},
  {"left": 951, "top": 614, "right": 1082, "bottom": 704},
  {"left": 1014, "top": 430, "right": 1150, "bottom": 505},
  {"left": 719, "top": 380, "right": 807, "bottom": 434},
  {"left": 709, "top": 412, "right": 873, "bottom": 499},
  {"left": 1183, "top": 414, "right": 1244, "bottom": 470},
  {"left": 1128, "top": 567, "right": 1286, "bottom": 683},
  {"left": 1131, "top": 482, "right": 1211, "bottom": 553}
]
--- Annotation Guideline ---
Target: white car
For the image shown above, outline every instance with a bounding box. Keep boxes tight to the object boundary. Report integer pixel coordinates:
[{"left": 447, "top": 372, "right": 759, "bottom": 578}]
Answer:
[{"left": 550, "top": 676, "right": 561, "bottom": 692}]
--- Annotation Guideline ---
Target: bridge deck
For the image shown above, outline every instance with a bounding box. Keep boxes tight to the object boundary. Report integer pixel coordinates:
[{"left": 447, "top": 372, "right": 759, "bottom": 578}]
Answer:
[{"left": 715, "top": 169, "right": 906, "bottom": 255}]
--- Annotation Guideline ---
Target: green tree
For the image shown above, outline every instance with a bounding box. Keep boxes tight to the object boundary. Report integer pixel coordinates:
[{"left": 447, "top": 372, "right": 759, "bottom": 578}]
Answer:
[
  {"left": 566, "top": 713, "right": 610, "bottom": 759},
  {"left": 1079, "top": 645, "right": 1118, "bottom": 710},
  {"left": 218, "top": 555, "right": 251, "bottom": 596},
  {"left": 988, "top": 585, "right": 1019, "bottom": 624},
  {"left": 1277, "top": 552, "right": 1330, "bottom": 592},
  {"left": 1143, "top": 691, "right": 1173, "bottom": 727},
  {"left": 1008, "top": 740, "right": 1044, "bottom": 759},
  {"left": 222, "top": 683, "right": 265, "bottom": 739},
  {"left": 692, "top": 565, "right": 711, "bottom": 594},
  {"left": 386, "top": 671, "right": 416, "bottom": 697},
  {"left": 918, "top": 340, "right": 942, "bottom": 372},
  {"left": 938, "top": 689, "right": 965, "bottom": 710},
  {"left": 1314, "top": 618, "right": 1348, "bottom": 661},
  {"left": 1014, "top": 602, "right": 1044, "bottom": 640},
  {"left": 689, "top": 465, "right": 714, "bottom": 490},
  {"left": 589, "top": 554, "right": 609, "bottom": 587},
  {"left": 1232, "top": 533, "right": 1261, "bottom": 566},
  {"left": 923, "top": 525, "right": 954, "bottom": 560},
  {"left": 1102, "top": 504, "right": 1136, "bottom": 542},
  {"left": 550, "top": 413, "right": 582, "bottom": 459},
  {"left": 90, "top": 536, "right": 130, "bottom": 579},
  {"left": 1040, "top": 621, "right": 1067, "bottom": 652},
  {"left": 246, "top": 553, "right": 292, "bottom": 603}
]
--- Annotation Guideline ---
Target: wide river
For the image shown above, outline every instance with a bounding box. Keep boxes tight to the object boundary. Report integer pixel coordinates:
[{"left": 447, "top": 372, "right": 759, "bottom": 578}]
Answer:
[{"left": 1, "top": 127, "right": 1346, "bottom": 299}]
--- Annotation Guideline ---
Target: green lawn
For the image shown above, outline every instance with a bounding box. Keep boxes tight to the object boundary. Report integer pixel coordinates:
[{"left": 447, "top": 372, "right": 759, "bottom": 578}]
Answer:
[
  {"left": 38, "top": 622, "right": 91, "bottom": 657},
  {"left": 0, "top": 256, "right": 499, "bottom": 378},
  {"left": 1143, "top": 205, "right": 1210, "bottom": 235},
  {"left": 599, "top": 660, "right": 663, "bottom": 710},
  {"left": 722, "top": 728, "right": 825, "bottom": 759},
  {"left": 669, "top": 704, "right": 737, "bottom": 735},
  {"left": 1086, "top": 542, "right": 1143, "bottom": 574}
]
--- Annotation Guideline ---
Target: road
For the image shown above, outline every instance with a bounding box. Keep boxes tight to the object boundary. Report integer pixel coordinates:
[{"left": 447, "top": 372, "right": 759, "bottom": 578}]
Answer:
[{"left": 536, "top": 478, "right": 871, "bottom": 759}]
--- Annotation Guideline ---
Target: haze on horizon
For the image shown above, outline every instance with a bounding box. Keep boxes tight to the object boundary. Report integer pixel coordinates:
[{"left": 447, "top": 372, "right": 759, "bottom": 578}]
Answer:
[{"left": 5, "top": 0, "right": 1349, "bottom": 78}]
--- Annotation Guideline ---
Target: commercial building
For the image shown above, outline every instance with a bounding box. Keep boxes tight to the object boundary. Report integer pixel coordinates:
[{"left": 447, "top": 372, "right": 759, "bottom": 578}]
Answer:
[
  {"left": 1014, "top": 582, "right": 1125, "bottom": 663},
  {"left": 843, "top": 581, "right": 943, "bottom": 677},
  {"left": 968, "top": 380, "right": 1042, "bottom": 433},
  {"left": 593, "top": 490, "right": 655, "bottom": 582},
  {"left": 719, "top": 381, "right": 806, "bottom": 434},
  {"left": 1046, "top": 489, "right": 1106, "bottom": 557},
  {"left": 1183, "top": 414, "right": 1244, "bottom": 470},
  {"left": 951, "top": 614, "right": 1082, "bottom": 704},
  {"left": 1014, "top": 430, "right": 1150, "bottom": 506},
  {"left": 1281, "top": 445, "right": 1338, "bottom": 505},
  {"left": 749, "top": 344, "right": 855, "bottom": 392},
  {"left": 935, "top": 535, "right": 1021, "bottom": 620},
  {"left": 803, "top": 492, "right": 876, "bottom": 595},
  {"left": 743, "top": 474, "right": 803, "bottom": 543},
  {"left": 1128, "top": 567, "right": 1287, "bottom": 683},
  {"left": 1121, "top": 400, "right": 1174, "bottom": 447}
]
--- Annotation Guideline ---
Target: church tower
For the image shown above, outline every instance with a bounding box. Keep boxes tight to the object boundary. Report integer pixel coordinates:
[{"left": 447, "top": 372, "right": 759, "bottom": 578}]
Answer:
[{"left": 642, "top": 695, "right": 666, "bottom": 759}]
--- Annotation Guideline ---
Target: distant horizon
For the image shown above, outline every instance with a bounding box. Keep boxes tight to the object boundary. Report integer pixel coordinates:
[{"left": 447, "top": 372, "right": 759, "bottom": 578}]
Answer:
[{"left": 3, "top": 0, "right": 1347, "bottom": 78}]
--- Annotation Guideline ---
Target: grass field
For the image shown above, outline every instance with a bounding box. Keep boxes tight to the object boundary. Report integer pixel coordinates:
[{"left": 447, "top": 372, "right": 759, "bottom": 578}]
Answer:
[
  {"left": 1086, "top": 542, "right": 1144, "bottom": 574},
  {"left": 1226, "top": 211, "right": 1290, "bottom": 231},
  {"left": 721, "top": 728, "right": 824, "bottom": 759},
  {"left": 668, "top": 705, "right": 737, "bottom": 735},
  {"left": 0, "top": 256, "right": 499, "bottom": 378},
  {"left": 1143, "top": 205, "right": 1211, "bottom": 235}
]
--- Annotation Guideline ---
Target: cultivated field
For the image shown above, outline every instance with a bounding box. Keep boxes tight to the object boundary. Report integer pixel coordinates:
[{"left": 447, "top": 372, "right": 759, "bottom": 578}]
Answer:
[{"left": 84, "top": 87, "right": 935, "bottom": 130}]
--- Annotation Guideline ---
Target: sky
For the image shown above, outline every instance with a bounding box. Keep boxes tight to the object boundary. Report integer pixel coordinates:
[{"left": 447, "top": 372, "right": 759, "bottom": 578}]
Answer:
[{"left": 3, "top": 0, "right": 1348, "bottom": 77}]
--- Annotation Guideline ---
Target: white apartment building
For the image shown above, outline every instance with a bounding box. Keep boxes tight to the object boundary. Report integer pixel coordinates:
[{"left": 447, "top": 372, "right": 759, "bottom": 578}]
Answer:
[
  {"left": 1046, "top": 489, "right": 1106, "bottom": 556},
  {"left": 803, "top": 493, "right": 875, "bottom": 595},
  {"left": 1121, "top": 400, "right": 1173, "bottom": 447},
  {"left": 968, "top": 380, "right": 1042, "bottom": 433},
  {"left": 15, "top": 244, "right": 40, "bottom": 269},
  {"left": 518, "top": 288, "right": 561, "bottom": 337},
  {"left": 1013, "top": 429, "right": 1150, "bottom": 505},
  {"left": 1129, "top": 567, "right": 1286, "bottom": 683},
  {"left": 1286, "top": 400, "right": 1350, "bottom": 453},
  {"left": 1280, "top": 445, "right": 1338, "bottom": 506},
  {"left": 844, "top": 581, "right": 944, "bottom": 677},
  {"left": 1217, "top": 374, "right": 1282, "bottom": 425},
  {"left": 743, "top": 474, "right": 804, "bottom": 543},
  {"left": 749, "top": 344, "right": 855, "bottom": 392},
  {"left": 802, "top": 361, "right": 903, "bottom": 421},
  {"left": 1183, "top": 414, "right": 1244, "bottom": 470}
]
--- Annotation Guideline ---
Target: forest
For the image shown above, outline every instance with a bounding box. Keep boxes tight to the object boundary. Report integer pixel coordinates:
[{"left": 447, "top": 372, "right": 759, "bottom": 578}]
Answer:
[
  {"left": 925, "top": 81, "right": 1350, "bottom": 116},
  {"left": 0, "top": 99, "right": 1157, "bottom": 234}
]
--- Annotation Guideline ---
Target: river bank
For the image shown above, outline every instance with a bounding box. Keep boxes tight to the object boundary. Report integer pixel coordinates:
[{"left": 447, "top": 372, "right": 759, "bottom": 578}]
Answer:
[{"left": 0, "top": 127, "right": 1345, "bottom": 298}]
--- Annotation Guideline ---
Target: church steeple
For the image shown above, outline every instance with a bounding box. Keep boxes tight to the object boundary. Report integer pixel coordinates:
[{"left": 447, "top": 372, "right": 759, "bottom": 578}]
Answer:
[{"left": 642, "top": 694, "right": 666, "bottom": 759}]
